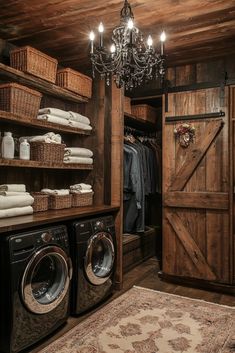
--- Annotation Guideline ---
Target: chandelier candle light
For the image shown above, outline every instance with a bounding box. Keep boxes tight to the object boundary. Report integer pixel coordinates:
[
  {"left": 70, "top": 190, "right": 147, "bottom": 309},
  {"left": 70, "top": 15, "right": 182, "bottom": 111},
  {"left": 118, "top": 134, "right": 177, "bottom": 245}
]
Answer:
[{"left": 89, "top": 0, "right": 166, "bottom": 90}]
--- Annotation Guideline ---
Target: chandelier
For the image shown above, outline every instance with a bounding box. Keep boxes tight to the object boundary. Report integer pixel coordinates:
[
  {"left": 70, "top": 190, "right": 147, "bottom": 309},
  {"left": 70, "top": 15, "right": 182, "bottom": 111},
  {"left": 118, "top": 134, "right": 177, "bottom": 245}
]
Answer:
[{"left": 89, "top": 0, "right": 166, "bottom": 90}]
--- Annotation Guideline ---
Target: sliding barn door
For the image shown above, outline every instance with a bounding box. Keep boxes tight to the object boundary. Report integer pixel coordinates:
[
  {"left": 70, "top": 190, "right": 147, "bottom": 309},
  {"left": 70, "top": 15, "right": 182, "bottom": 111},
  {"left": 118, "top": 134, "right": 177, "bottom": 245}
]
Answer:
[{"left": 163, "top": 87, "right": 232, "bottom": 284}]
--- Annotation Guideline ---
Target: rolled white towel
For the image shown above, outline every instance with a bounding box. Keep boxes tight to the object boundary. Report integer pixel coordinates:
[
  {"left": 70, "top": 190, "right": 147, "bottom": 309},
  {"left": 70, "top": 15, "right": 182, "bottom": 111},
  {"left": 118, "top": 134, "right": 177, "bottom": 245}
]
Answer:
[
  {"left": 41, "top": 189, "right": 70, "bottom": 196},
  {"left": 39, "top": 108, "right": 71, "bottom": 119},
  {"left": 70, "top": 183, "right": 92, "bottom": 191},
  {"left": 68, "top": 111, "right": 90, "bottom": 125},
  {"left": 37, "top": 114, "right": 71, "bottom": 127},
  {"left": 63, "top": 156, "right": 93, "bottom": 164},
  {"left": 68, "top": 120, "right": 92, "bottom": 131},
  {"left": 20, "top": 132, "right": 62, "bottom": 144},
  {"left": 0, "top": 184, "right": 26, "bottom": 192},
  {"left": 0, "top": 191, "right": 30, "bottom": 196},
  {"left": 0, "top": 195, "right": 34, "bottom": 210},
  {"left": 64, "top": 147, "right": 93, "bottom": 158},
  {"left": 45, "top": 132, "right": 62, "bottom": 144},
  {"left": 0, "top": 206, "right": 33, "bottom": 219},
  {"left": 70, "top": 189, "right": 93, "bottom": 194}
]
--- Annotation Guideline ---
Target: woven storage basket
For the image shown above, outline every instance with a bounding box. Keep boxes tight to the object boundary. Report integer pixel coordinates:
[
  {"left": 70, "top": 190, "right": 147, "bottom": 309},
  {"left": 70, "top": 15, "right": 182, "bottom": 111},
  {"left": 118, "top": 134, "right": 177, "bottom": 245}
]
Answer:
[
  {"left": 10, "top": 46, "right": 58, "bottom": 83},
  {"left": 0, "top": 83, "right": 42, "bottom": 119},
  {"left": 48, "top": 194, "right": 72, "bottom": 210},
  {"left": 31, "top": 192, "right": 49, "bottom": 212},
  {"left": 56, "top": 68, "right": 92, "bottom": 98},
  {"left": 131, "top": 104, "right": 157, "bottom": 123},
  {"left": 30, "top": 142, "right": 65, "bottom": 163},
  {"left": 71, "top": 191, "right": 94, "bottom": 207},
  {"left": 124, "top": 96, "right": 131, "bottom": 114}
]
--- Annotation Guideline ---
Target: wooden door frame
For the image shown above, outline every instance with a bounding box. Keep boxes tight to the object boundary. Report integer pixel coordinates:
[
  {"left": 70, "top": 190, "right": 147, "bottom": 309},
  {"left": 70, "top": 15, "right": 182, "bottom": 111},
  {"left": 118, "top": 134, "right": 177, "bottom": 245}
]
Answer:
[{"left": 229, "top": 85, "right": 235, "bottom": 285}]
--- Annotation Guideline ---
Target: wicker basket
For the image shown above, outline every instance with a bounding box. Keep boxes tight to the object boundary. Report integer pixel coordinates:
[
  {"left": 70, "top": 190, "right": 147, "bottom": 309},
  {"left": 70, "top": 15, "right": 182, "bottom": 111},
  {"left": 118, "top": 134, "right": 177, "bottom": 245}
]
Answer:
[
  {"left": 48, "top": 194, "right": 72, "bottom": 210},
  {"left": 30, "top": 142, "right": 65, "bottom": 163},
  {"left": 31, "top": 192, "right": 49, "bottom": 212},
  {"left": 0, "top": 83, "right": 42, "bottom": 119},
  {"left": 71, "top": 191, "right": 94, "bottom": 207},
  {"left": 131, "top": 104, "right": 157, "bottom": 123},
  {"left": 124, "top": 96, "right": 131, "bottom": 114},
  {"left": 10, "top": 46, "right": 58, "bottom": 83},
  {"left": 56, "top": 68, "right": 92, "bottom": 98}
]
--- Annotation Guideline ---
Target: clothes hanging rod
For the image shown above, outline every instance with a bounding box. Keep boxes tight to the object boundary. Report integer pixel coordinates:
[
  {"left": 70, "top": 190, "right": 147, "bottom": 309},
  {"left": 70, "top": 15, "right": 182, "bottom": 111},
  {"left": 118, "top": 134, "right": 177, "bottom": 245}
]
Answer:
[
  {"left": 165, "top": 111, "right": 225, "bottom": 123},
  {"left": 124, "top": 125, "right": 156, "bottom": 137}
]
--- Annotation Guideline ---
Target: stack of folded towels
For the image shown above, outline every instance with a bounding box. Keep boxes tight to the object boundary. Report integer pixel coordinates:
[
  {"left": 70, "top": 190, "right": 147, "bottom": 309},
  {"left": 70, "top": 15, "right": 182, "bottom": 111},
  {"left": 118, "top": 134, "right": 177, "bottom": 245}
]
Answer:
[
  {"left": 19, "top": 132, "right": 62, "bottom": 144},
  {"left": 37, "top": 108, "right": 92, "bottom": 131},
  {"left": 64, "top": 147, "right": 93, "bottom": 165},
  {"left": 41, "top": 189, "right": 70, "bottom": 195},
  {"left": 0, "top": 184, "right": 34, "bottom": 219},
  {"left": 70, "top": 183, "right": 93, "bottom": 194}
]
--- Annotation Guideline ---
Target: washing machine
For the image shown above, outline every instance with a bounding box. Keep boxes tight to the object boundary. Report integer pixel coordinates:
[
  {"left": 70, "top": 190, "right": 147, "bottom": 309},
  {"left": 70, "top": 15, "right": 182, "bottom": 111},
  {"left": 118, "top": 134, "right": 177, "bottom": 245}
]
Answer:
[
  {"left": 70, "top": 215, "right": 116, "bottom": 315},
  {"left": 0, "top": 225, "right": 72, "bottom": 353}
]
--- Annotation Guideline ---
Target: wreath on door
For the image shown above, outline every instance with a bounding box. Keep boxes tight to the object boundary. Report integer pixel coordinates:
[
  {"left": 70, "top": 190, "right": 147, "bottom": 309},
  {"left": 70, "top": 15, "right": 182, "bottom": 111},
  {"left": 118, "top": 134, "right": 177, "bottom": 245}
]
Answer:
[{"left": 174, "top": 123, "right": 195, "bottom": 148}]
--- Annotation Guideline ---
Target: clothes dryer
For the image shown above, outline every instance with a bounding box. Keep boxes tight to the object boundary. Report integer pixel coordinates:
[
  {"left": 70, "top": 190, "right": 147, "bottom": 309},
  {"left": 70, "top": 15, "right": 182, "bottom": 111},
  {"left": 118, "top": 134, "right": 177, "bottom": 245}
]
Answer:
[
  {"left": 0, "top": 225, "right": 72, "bottom": 353},
  {"left": 70, "top": 215, "right": 116, "bottom": 315}
]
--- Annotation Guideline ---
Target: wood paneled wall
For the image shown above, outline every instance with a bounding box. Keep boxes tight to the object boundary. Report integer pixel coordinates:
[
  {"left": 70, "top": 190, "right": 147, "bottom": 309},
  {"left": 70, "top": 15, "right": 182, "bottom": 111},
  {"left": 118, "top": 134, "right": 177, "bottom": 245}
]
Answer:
[{"left": 130, "top": 56, "right": 235, "bottom": 99}]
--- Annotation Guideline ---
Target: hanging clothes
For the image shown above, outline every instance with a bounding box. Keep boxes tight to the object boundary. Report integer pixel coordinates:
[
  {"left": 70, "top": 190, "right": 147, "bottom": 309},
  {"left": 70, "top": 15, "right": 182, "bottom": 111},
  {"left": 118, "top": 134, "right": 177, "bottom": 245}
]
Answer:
[
  {"left": 123, "top": 142, "right": 145, "bottom": 233},
  {"left": 123, "top": 131, "right": 161, "bottom": 234}
]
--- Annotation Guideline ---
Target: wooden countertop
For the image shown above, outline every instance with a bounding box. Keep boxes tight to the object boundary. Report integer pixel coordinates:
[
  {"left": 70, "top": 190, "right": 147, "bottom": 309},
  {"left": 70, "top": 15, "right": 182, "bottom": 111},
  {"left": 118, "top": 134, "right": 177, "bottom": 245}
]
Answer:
[{"left": 0, "top": 205, "right": 120, "bottom": 234}]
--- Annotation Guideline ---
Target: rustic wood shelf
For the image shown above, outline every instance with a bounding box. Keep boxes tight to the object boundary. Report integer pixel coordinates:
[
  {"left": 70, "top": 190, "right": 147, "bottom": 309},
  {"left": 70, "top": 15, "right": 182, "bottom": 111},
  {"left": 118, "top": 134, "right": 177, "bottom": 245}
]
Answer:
[
  {"left": 0, "top": 63, "right": 88, "bottom": 104},
  {"left": 0, "top": 158, "right": 93, "bottom": 170},
  {"left": 0, "top": 205, "right": 120, "bottom": 233},
  {"left": 124, "top": 112, "right": 157, "bottom": 131},
  {"left": 0, "top": 110, "right": 92, "bottom": 135}
]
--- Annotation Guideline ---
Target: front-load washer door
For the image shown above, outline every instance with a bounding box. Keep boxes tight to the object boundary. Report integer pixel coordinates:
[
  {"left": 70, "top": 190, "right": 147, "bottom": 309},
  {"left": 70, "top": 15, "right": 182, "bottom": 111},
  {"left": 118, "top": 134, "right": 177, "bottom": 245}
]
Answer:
[
  {"left": 84, "top": 232, "right": 115, "bottom": 285},
  {"left": 21, "top": 246, "right": 72, "bottom": 314}
]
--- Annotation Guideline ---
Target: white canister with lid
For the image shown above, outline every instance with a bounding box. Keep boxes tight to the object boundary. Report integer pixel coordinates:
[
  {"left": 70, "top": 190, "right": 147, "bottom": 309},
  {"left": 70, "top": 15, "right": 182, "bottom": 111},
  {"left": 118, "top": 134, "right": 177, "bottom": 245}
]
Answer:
[
  {"left": 2, "top": 132, "right": 15, "bottom": 159},
  {"left": 19, "top": 139, "right": 30, "bottom": 160}
]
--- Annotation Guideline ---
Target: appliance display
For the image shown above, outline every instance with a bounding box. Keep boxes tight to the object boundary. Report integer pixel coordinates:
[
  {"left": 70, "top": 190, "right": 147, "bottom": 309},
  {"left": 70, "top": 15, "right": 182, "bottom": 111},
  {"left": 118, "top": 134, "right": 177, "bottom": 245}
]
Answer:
[
  {"left": 0, "top": 225, "right": 72, "bottom": 353},
  {"left": 70, "top": 215, "right": 116, "bottom": 315}
]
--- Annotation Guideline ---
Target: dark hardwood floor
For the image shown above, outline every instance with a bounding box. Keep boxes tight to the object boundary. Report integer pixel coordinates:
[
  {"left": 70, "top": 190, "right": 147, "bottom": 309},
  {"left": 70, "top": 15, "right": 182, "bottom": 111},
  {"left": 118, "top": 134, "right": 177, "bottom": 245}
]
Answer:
[{"left": 30, "top": 257, "right": 235, "bottom": 353}]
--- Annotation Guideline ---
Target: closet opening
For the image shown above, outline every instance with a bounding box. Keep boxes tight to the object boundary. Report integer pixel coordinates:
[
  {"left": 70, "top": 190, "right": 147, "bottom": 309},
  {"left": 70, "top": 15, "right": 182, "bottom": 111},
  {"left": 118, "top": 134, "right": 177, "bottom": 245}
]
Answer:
[{"left": 123, "top": 94, "right": 163, "bottom": 274}]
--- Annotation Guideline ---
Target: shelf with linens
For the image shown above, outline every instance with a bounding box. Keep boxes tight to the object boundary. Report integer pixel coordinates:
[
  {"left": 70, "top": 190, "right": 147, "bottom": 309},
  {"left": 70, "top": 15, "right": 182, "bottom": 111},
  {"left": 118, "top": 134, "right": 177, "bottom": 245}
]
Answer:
[
  {"left": 0, "top": 55, "right": 94, "bottom": 175},
  {"left": 0, "top": 110, "right": 92, "bottom": 136}
]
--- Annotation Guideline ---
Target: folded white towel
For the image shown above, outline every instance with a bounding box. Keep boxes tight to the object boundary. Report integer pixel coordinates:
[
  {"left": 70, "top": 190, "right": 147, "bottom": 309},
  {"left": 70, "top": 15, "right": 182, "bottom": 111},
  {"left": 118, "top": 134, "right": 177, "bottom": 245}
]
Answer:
[
  {"left": 0, "top": 191, "right": 30, "bottom": 196},
  {"left": 68, "top": 111, "right": 90, "bottom": 125},
  {"left": 0, "top": 206, "right": 33, "bottom": 219},
  {"left": 70, "top": 183, "right": 92, "bottom": 191},
  {"left": 68, "top": 120, "right": 92, "bottom": 131},
  {"left": 0, "top": 184, "right": 26, "bottom": 192},
  {"left": 37, "top": 114, "right": 71, "bottom": 127},
  {"left": 64, "top": 147, "right": 93, "bottom": 158},
  {"left": 39, "top": 108, "right": 71, "bottom": 119},
  {"left": 63, "top": 156, "right": 93, "bottom": 164},
  {"left": 41, "top": 189, "right": 70, "bottom": 196},
  {"left": 70, "top": 189, "right": 93, "bottom": 194},
  {"left": 20, "top": 132, "right": 62, "bottom": 145},
  {"left": 0, "top": 195, "right": 34, "bottom": 210}
]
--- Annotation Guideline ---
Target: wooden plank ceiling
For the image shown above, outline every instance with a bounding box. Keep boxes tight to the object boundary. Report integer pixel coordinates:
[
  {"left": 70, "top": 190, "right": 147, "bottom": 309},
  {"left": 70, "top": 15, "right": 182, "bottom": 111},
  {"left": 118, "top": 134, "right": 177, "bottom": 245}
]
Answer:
[{"left": 0, "top": 0, "right": 235, "bottom": 74}]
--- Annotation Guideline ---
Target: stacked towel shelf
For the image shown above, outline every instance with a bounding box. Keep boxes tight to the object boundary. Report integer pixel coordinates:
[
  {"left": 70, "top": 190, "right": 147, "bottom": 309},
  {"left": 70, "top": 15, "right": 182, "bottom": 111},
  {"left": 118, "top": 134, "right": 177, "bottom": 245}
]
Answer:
[{"left": 0, "top": 184, "right": 34, "bottom": 219}]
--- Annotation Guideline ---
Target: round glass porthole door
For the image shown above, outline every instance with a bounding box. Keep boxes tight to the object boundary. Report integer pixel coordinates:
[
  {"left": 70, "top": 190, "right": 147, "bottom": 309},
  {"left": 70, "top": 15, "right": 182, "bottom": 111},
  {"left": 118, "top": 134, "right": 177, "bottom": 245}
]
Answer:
[
  {"left": 85, "top": 232, "right": 115, "bottom": 285},
  {"left": 21, "top": 246, "right": 72, "bottom": 314}
]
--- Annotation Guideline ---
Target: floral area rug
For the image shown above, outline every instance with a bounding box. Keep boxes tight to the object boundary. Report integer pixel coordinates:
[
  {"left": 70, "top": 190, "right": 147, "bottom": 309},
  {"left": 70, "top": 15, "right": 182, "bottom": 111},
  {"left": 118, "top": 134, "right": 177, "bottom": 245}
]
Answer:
[{"left": 39, "top": 286, "right": 235, "bottom": 353}]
